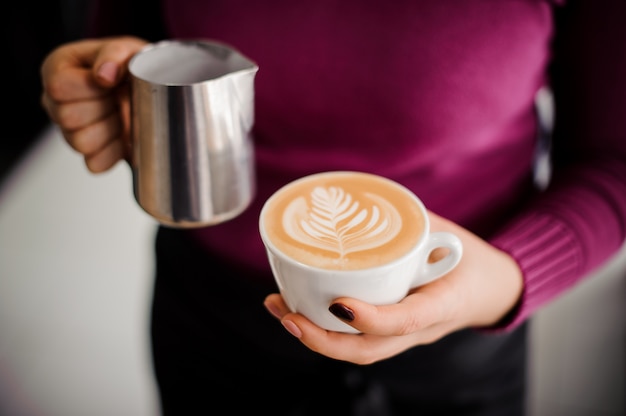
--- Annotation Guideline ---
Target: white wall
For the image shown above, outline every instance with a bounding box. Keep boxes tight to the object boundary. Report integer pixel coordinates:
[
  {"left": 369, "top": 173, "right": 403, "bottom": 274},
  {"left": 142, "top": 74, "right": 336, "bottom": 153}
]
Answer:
[
  {"left": 0, "top": 127, "right": 159, "bottom": 416},
  {"left": 529, "top": 244, "right": 626, "bottom": 416}
]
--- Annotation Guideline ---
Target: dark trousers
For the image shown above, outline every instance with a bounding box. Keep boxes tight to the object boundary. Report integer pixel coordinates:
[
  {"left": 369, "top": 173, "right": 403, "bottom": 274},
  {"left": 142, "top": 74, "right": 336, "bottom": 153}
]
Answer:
[{"left": 150, "top": 226, "right": 528, "bottom": 415}]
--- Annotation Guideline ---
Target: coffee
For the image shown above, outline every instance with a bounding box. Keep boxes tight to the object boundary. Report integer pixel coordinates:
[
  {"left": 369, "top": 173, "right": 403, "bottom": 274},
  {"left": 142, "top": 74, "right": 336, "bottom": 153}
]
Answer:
[
  {"left": 261, "top": 171, "right": 425, "bottom": 270},
  {"left": 260, "top": 171, "right": 462, "bottom": 332}
]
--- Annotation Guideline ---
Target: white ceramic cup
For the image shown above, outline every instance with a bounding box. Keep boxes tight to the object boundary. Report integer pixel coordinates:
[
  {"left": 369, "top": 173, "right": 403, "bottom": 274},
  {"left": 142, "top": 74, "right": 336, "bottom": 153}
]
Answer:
[{"left": 259, "top": 171, "right": 463, "bottom": 333}]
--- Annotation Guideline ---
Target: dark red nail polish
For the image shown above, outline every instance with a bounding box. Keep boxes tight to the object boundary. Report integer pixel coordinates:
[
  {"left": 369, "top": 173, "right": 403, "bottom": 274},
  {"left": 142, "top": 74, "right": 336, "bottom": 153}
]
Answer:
[{"left": 329, "top": 303, "right": 355, "bottom": 322}]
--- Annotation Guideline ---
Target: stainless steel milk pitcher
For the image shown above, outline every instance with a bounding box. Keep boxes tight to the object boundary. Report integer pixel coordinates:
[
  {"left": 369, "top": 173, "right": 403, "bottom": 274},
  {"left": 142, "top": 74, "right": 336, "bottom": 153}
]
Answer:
[{"left": 128, "top": 39, "right": 259, "bottom": 228}]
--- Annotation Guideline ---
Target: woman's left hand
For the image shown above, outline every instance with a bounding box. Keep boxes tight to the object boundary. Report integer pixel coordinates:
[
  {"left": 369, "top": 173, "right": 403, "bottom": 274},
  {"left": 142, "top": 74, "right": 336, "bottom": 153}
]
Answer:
[{"left": 263, "top": 211, "right": 523, "bottom": 365}]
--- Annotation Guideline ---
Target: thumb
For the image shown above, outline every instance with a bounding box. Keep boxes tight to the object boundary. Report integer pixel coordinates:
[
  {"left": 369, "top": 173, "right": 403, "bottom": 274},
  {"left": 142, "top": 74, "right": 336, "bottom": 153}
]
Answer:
[{"left": 89, "top": 36, "right": 149, "bottom": 87}]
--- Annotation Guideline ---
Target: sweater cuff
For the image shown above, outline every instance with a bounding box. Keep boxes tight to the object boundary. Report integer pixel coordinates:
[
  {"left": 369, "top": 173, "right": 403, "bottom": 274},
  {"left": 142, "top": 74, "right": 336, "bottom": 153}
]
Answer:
[{"left": 486, "top": 212, "right": 583, "bottom": 332}]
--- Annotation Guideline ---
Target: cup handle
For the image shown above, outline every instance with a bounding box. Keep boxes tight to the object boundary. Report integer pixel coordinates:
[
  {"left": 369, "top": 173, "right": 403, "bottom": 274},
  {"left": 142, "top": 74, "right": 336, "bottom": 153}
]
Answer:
[{"left": 415, "top": 231, "right": 463, "bottom": 286}]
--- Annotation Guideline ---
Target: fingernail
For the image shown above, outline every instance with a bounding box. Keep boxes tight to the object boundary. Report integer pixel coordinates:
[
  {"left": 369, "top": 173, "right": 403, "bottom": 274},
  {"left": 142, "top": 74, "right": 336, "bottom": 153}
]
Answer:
[
  {"left": 329, "top": 303, "right": 355, "bottom": 322},
  {"left": 264, "top": 301, "right": 282, "bottom": 320},
  {"left": 97, "top": 62, "right": 118, "bottom": 83},
  {"left": 282, "top": 320, "right": 302, "bottom": 338}
]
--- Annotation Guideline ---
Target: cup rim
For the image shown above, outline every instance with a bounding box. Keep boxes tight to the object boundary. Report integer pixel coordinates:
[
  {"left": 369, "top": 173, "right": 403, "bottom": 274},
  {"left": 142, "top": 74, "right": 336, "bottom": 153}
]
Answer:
[{"left": 258, "top": 170, "right": 430, "bottom": 273}]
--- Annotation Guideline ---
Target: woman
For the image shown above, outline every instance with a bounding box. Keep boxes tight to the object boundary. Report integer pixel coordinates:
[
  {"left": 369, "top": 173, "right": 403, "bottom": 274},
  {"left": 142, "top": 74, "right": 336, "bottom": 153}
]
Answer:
[{"left": 40, "top": 1, "right": 626, "bottom": 414}]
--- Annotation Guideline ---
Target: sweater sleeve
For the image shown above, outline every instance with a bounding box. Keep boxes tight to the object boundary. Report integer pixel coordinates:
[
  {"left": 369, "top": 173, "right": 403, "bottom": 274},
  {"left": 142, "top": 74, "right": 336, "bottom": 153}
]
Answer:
[{"left": 488, "top": 0, "right": 626, "bottom": 330}]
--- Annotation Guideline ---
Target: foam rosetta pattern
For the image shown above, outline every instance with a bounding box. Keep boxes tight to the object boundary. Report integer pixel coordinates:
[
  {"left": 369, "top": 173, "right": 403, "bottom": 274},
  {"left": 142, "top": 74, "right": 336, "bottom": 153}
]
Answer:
[{"left": 282, "top": 186, "right": 402, "bottom": 261}]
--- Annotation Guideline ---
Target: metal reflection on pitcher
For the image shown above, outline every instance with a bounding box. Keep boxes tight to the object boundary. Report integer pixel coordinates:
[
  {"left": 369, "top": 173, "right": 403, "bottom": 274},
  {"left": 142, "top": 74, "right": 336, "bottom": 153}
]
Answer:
[{"left": 128, "top": 39, "right": 259, "bottom": 228}]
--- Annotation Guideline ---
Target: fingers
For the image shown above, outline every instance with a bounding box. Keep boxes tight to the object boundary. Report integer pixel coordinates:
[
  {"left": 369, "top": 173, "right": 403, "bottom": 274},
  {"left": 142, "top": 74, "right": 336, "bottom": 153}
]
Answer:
[
  {"left": 264, "top": 283, "right": 456, "bottom": 337},
  {"left": 62, "top": 110, "right": 123, "bottom": 156},
  {"left": 41, "top": 36, "right": 147, "bottom": 119},
  {"left": 41, "top": 88, "right": 123, "bottom": 168},
  {"left": 84, "top": 138, "right": 127, "bottom": 173},
  {"left": 263, "top": 293, "right": 290, "bottom": 320},
  {"left": 263, "top": 290, "right": 459, "bottom": 365},
  {"left": 40, "top": 37, "right": 147, "bottom": 173},
  {"left": 42, "top": 91, "right": 127, "bottom": 172},
  {"left": 41, "top": 92, "right": 117, "bottom": 130},
  {"left": 41, "top": 37, "right": 147, "bottom": 96},
  {"left": 274, "top": 308, "right": 421, "bottom": 365}
]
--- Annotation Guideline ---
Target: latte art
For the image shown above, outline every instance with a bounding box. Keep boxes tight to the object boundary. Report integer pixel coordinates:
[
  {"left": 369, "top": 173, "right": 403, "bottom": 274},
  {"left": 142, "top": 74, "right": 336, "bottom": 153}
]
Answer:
[
  {"left": 261, "top": 171, "right": 426, "bottom": 270},
  {"left": 283, "top": 186, "right": 402, "bottom": 262}
]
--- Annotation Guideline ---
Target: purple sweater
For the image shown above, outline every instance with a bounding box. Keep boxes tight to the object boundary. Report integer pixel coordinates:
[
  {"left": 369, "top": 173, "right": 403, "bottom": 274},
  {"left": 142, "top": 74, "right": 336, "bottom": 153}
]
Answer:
[{"left": 98, "top": 0, "right": 626, "bottom": 330}]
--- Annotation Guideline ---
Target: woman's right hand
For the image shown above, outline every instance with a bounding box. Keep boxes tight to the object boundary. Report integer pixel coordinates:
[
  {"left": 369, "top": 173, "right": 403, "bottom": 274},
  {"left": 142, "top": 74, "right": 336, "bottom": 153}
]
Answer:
[{"left": 40, "top": 36, "right": 148, "bottom": 173}]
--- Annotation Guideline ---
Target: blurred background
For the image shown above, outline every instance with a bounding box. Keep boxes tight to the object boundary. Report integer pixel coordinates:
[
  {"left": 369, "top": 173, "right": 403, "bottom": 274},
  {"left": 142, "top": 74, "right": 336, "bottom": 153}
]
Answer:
[
  {"left": 0, "top": 1, "right": 624, "bottom": 415},
  {"left": 1, "top": 0, "right": 88, "bottom": 181},
  {"left": 1, "top": 2, "right": 159, "bottom": 415}
]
